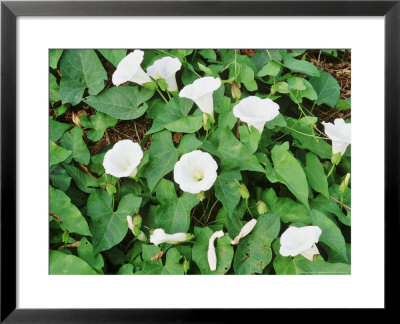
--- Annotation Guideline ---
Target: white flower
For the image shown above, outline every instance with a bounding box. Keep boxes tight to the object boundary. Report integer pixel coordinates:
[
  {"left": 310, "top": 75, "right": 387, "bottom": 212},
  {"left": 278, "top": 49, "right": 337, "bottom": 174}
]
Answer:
[
  {"left": 103, "top": 140, "right": 143, "bottom": 178},
  {"left": 179, "top": 77, "right": 221, "bottom": 115},
  {"left": 173, "top": 150, "right": 218, "bottom": 194},
  {"left": 279, "top": 226, "right": 322, "bottom": 261},
  {"left": 233, "top": 96, "right": 280, "bottom": 133},
  {"left": 149, "top": 228, "right": 192, "bottom": 246},
  {"left": 208, "top": 230, "right": 224, "bottom": 271},
  {"left": 112, "top": 50, "right": 152, "bottom": 86},
  {"left": 146, "top": 56, "right": 182, "bottom": 92},
  {"left": 322, "top": 118, "right": 351, "bottom": 155},
  {"left": 231, "top": 219, "right": 257, "bottom": 245}
]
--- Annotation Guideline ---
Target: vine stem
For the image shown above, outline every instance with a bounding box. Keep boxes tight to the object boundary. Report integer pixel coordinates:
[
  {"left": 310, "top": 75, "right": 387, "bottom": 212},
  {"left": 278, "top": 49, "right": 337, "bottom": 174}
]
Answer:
[
  {"left": 330, "top": 195, "right": 351, "bottom": 211},
  {"left": 156, "top": 88, "right": 168, "bottom": 103}
]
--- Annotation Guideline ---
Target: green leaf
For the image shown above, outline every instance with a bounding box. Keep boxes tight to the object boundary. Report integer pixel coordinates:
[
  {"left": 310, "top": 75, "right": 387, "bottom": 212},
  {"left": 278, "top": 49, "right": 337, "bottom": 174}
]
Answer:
[
  {"left": 305, "top": 152, "right": 329, "bottom": 198},
  {"left": 87, "top": 190, "right": 142, "bottom": 254},
  {"left": 49, "top": 141, "right": 71, "bottom": 167},
  {"left": 77, "top": 237, "right": 104, "bottom": 273},
  {"left": 49, "top": 49, "right": 63, "bottom": 69},
  {"left": 156, "top": 192, "right": 199, "bottom": 233},
  {"left": 311, "top": 195, "right": 350, "bottom": 226},
  {"left": 336, "top": 98, "right": 351, "bottom": 110},
  {"left": 50, "top": 186, "right": 91, "bottom": 236},
  {"left": 233, "top": 214, "right": 280, "bottom": 274},
  {"left": 50, "top": 165, "right": 71, "bottom": 191},
  {"left": 198, "top": 49, "right": 217, "bottom": 61},
  {"left": 60, "top": 49, "right": 107, "bottom": 105},
  {"left": 262, "top": 188, "right": 311, "bottom": 224},
  {"left": 139, "top": 247, "right": 184, "bottom": 275},
  {"left": 265, "top": 113, "right": 287, "bottom": 129},
  {"left": 50, "top": 73, "right": 61, "bottom": 104},
  {"left": 147, "top": 97, "right": 194, "bottom": 134},
  {"left": 287, "top": 76, "right": 306, "bottom": 90},
  {"left": 145, "top": 130, "right": 178, "bottom": 192},
  {"left": 156, "top": 179, "right": 177, "bottom": 204},
  {"left": 270, "top": 142, "right": 309, "bottom": 208},
  {"left": 165, "top": 115, "right": 203, "bottom": 133},
  {"left": 80, "top": 112, "right": 118, "bottom": 141},
  {"left": 59, "top": 126, "right": 90, "bottom": 165},
  {"left": 50, "top": 250, "right": 98, "bottom": 275},
  {"left": 63, "top": 163, "right": 99, "bottom": 193},
  {"left": 310, "top": 209, "right": 348, "bottom": 263},
  {"left": 239, "top": 125, "right": 260, "bottom": 154},
  {"left": 49, "top": 118, "right": 70, "bottom": 142},
  {"left": 192, "top": 227, "right": 234, "bottom": 275},
  {"left": 282, "top": 52, "right": 320, "bottom": 77},
  {"left": 212, "top": 127, "right": 264, "bottom": 172},
  {"left": 98, "top": 49, "right": 127, "bottom": 67},
  {"left": 214, "top": 168, "right": 242, "bottom": 216},
  {"left": 257, "top": 60, "right": 282, "bottom": 77},
  {"left": 177, "top": 134, "right": 203, "bottom": 156},
  {"left": 285, "top": 117, "right": 332, "bottom": 159},
  {"left": 83, "top": 86, "right": 154, "bottom": 120},
  {"left": 117, "top": 263, "right": 134, "bottom": 275},
  {"left": 309, "top": 71, "right": 340, "bottom": 108}
]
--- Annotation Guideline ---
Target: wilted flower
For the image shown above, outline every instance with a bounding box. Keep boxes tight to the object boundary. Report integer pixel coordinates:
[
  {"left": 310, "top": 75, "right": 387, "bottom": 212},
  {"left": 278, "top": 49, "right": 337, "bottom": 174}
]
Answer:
[
  {"left": 233, "top": 96, "right": 280, "bottom": 133},
  {"left": 149, "top": 228, "right": 194, "bottom": 246},
  {"left": 322, "top": 118, "right": 351, "bottom": 155},
  {"left": 208, "top": 230, "right": 224, "bottom": 271},
  {"left": 173, "top": 150, "right": 218, "bottom": 194},
  {"left": 103, "top": 140, "right": 143, "bottom": 178},
  {"left": 279, "top": 226, "right": 322, "bottom": 261},
  {"left": 231, "top": 219, "right": 257, "bottom": 245},
  {"left": 179, "top": 77, "right": 221, "bottom": 115},
  {"left": 146, "top": 56, "right": 182, "bottom": 92},
  {"left": 112, "top": 50, "right": 152, "bottom": 86}
]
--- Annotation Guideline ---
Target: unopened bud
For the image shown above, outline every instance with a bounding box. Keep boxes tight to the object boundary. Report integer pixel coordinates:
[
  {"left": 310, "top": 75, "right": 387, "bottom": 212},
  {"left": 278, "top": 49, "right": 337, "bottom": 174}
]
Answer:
[
  {"left": 183, "top": 260, "right": 190, "bottom": 274},
  {"left": 238, "top": 183, "right": 250, "bottom": 200},
  {"left": 231, "top": 81, "right": 241, "bottom": 100},
  {"left": 256, "top": 200, "right": 268, "bottom": 215},
  {"left": 133, "top": 225, "right": 141, "bottom": 237},
  {"left": 137, "top": 231, "right": 147, "bottom": 242},
  {"left": 339, "top": 173, "right": 351, "bottom": 195},
  {"left": 132, "top": 214, "right": 142, "bottom": 228}
]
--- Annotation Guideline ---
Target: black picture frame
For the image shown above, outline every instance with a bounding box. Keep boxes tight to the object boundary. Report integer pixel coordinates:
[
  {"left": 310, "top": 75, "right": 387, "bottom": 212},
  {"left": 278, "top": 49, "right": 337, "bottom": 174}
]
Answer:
[{"left": 1, "top": 0, "right": 398, "bottom": 321}]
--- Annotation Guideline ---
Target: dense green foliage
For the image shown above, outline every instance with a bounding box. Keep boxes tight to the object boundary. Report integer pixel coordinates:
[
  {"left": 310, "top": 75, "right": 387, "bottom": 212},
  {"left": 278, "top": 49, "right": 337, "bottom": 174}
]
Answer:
[{"left": 49, "top": 49, "right": 351, "bottom": 275}]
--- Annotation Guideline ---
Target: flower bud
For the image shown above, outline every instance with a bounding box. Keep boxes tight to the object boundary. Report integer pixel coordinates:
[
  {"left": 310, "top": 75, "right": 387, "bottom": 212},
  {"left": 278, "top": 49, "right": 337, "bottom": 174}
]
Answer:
[
  {"left": 183, "top": 260, "right": 190, "bottom": 274},
  {"left": 72, "top": 112, "right": 81, "bottom": 128},
  {"left": 231, "top": 81, "right": 241, "bottom": 101},
  {"left": 132, "top": 214, "right": 142, "bottom": 228},
  {"left": 238, "top": 183, "right": 250, "bottom": 200},
  {"left": 339, "top": 173, "right": 351, "bottom": 195},
  {"left": 137, "top": 230, "right": 147, "bottom": 242},
  {"left": 256, "top": 200, "right": 268, "bottom": 215}
]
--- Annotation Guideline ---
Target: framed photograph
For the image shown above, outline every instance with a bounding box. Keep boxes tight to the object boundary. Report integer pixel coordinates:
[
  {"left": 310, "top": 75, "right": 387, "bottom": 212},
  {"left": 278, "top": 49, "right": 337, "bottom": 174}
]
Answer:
[{"left": 1, "top": 0, "right": 397, "bottom": 321}]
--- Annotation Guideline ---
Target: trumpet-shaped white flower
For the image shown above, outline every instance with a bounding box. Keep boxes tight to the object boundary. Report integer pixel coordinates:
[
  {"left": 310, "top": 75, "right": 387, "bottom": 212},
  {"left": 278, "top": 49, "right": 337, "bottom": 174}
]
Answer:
[
  {"left": 112, "top": 50, "right": 152, "bottom": 86},
  {"left": 233, "top": 96, "right": 280, "bottom": 134},
  {"left": 322, "top": 118, "right": 351, "bottom": 155},
  {"left": 231, "top": 219, "right": 257, "bottom": 245},
  {"left": 149, "top": 228, "right": 193, "bottom": 246},
  {"left": 179, "top": 77, "right": 221, "bottom": 115},
  {"left": 208, "top": 230, "right": 224, "bottom": 271},
  {"left": 103, "top": 140, "right": 143, "bottom": 178},
  {"left": 280, "top": 226, "right": 322, "bottom": 261},
  {"left": 146, "top": 56, "right": 182, "bottom": 92},
  {"left": 173, "top": 150, "right": 218, "bottom": 194}
]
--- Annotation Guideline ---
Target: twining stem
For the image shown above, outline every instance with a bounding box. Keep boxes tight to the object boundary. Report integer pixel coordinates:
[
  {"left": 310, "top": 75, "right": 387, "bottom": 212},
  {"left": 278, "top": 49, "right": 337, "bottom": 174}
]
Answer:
[
  {"left": 156, "top": 88, "right": 168, "bottom": 103},
  {"left": 329, "top": 195, "right": 351, "bottom": 211},
  {"left": 327, "top": 164, "right": 335, "bottom": 177},
  {"left": 205, "top": 199, "right": 219, "bottom": 224}
]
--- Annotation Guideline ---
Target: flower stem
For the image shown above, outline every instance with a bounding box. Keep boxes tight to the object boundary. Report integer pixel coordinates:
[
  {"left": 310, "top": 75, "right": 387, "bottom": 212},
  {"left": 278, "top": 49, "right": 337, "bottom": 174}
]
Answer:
[
  {"left": 205, "top": 199, "right": 219, "bottom": 224},
  {"left": 156, "top": 88, "right": 168, "bottom": 103},
  {"left": 245, "top": 199, "right": 254, "bottom": 218},
  {"left": 327, "top": 163, "right": 335, "bottom": 177}
]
